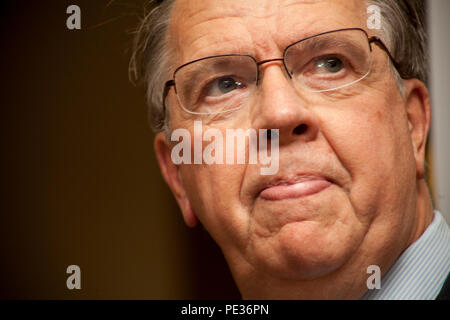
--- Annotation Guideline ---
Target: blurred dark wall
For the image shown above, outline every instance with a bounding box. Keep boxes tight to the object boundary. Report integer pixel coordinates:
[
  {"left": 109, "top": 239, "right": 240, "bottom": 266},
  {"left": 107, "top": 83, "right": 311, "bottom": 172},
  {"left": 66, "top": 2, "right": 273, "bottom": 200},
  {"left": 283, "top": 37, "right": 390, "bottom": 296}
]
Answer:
[{"left": 0, "top": 0, "right": 240, "bottom": 299}]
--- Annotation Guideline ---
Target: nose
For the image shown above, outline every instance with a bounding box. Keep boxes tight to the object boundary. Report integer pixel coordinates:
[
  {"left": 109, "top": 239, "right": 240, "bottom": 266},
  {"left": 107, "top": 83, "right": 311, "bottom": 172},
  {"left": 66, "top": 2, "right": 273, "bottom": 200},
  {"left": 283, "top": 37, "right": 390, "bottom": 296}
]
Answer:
[{"left": 251, "top": 61, "right": 320, "bottom": 146}]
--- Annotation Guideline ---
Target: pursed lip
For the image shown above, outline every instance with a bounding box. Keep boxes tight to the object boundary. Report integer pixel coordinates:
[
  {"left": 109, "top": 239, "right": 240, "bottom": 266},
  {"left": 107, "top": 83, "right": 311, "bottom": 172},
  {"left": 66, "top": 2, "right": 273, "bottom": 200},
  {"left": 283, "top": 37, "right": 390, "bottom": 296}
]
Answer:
[{"left": 258, "top": 174, "right": 332, "bottom": 201}]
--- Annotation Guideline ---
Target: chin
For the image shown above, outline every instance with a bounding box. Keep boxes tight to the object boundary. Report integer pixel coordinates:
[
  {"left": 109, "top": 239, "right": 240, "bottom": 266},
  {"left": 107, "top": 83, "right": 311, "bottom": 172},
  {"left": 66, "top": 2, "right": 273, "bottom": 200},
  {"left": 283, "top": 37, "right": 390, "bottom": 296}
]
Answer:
[{"left": 250, "top": 220, "right": 361, "bottom": 281}]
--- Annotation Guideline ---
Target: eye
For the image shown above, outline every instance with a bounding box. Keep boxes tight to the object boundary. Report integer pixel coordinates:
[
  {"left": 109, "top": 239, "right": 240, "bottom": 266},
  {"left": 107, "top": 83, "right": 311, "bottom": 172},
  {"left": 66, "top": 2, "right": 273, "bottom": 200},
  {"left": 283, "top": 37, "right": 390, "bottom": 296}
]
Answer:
[
  {"left": 314, "top": 56, "right": 344, "bottom": 73},
  {"left": 205, "top": 77, "right": 244, "bottom": 96}
]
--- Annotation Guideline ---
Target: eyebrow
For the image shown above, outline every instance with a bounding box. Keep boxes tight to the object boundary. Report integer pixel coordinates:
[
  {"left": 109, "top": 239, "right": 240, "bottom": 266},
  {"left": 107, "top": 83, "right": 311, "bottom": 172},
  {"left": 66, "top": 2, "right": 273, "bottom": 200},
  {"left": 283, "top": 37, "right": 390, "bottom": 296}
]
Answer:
[
  {"left": 295, "top": 36, "right": 367, "bottom": 53},
  {"left": 286, "top": 36, "right": 369, "bottom": 65}
]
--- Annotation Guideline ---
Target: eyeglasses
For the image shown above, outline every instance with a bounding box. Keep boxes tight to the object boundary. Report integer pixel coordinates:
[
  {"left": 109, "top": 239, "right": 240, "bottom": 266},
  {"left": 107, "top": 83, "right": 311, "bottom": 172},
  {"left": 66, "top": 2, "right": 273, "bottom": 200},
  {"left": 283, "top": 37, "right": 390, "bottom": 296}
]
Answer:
[{"left": 163, "top": 28, "right": 400, "bottom": 116}]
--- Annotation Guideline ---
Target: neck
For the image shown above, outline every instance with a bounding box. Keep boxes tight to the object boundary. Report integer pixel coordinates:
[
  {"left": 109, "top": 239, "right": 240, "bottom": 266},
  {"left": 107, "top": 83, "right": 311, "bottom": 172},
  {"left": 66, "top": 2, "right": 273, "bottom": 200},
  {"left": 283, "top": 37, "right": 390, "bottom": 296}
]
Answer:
[{"left": 406, "top": 179, "right": 434, "bottom": 247}]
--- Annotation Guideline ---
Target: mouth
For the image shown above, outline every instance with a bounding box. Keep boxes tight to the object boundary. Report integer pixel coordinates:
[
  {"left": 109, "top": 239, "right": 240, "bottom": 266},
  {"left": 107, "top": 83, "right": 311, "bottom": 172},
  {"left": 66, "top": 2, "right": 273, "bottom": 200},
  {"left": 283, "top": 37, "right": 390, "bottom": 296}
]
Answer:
[{"left": 259, "top": 175, "right": 332, "bottom": 201}]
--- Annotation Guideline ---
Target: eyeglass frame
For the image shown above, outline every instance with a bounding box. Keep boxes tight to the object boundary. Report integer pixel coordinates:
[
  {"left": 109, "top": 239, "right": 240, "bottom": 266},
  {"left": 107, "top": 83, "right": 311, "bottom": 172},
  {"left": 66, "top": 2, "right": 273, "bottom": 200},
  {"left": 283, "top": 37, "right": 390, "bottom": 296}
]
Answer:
[{"left": 162, "top": 27, "right": 403, "bottom": 116}]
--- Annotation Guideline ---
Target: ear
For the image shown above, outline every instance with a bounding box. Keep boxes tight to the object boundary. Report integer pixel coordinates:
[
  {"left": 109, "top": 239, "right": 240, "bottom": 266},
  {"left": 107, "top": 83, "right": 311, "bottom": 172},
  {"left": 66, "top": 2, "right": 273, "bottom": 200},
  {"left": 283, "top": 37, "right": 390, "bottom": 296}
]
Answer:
[
  {"left": 403, "top": 79, "right": 431, "bottom": 179},
  {"left": 154, "top": 132, "right": 198, "bottom": 227}
]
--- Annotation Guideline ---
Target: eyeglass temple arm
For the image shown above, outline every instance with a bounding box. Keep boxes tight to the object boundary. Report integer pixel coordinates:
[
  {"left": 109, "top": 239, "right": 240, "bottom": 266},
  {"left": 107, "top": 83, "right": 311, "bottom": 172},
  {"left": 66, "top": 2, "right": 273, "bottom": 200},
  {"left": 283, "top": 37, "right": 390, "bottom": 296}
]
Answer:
[
  {"left": 368, "top": 36, "right": 403, "bottom": 76},
  {"left": 162, "top": 80, "right": 175, "bottom": 114}
]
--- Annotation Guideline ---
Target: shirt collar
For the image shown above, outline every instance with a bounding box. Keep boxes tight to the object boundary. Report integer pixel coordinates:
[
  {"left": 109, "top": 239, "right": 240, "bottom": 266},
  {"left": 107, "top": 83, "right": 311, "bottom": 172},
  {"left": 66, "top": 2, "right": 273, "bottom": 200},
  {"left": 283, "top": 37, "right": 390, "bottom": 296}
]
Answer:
[{"left": 361, "top": 210, "right": 450, "bottom": 300}]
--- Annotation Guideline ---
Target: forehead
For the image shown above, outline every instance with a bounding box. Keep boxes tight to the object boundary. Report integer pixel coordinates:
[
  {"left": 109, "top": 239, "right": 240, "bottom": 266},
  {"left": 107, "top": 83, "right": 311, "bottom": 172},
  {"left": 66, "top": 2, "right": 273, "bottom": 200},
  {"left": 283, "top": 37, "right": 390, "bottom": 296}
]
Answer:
[{"left": 168, "top": 0, "right": 368, "bottom": 65}]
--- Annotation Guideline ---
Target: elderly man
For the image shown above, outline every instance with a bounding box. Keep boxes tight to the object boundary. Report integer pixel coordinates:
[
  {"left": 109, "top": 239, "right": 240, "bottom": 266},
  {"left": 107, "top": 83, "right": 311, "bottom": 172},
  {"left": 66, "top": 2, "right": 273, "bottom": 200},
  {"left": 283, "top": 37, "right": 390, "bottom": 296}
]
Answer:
[{"left": 131, "top": 0, "right": 449, "bottom": 299}]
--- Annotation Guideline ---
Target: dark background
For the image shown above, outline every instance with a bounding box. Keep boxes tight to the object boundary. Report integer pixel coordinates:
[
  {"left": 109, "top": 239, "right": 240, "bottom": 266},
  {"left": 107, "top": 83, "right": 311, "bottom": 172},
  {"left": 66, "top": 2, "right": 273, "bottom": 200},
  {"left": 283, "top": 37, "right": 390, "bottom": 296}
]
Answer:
[{"left": 0, "top": 0, "right": 240, "bottom": 299}]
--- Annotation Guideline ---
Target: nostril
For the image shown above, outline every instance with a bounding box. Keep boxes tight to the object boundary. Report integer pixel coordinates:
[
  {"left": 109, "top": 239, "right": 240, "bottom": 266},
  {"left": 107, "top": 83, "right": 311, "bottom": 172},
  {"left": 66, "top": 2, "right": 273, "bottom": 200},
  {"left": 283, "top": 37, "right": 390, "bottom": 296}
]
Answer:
[{"left": 293, "top": 124, "right": 308, "bottom": 135}]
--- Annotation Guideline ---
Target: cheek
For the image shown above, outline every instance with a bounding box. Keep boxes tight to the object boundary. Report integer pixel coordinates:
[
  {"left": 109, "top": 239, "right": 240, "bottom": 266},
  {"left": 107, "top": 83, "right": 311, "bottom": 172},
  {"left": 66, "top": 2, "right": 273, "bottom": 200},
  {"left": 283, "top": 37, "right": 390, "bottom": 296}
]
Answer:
[
  {"left": 181, "top": 163, "right": 251, "bottom": 247},
  {"left": 318, "top": 95, "right": 413, "bottom": 215},
  {"left": 323, "top": 104, "right": 393, "bottom": 169}
]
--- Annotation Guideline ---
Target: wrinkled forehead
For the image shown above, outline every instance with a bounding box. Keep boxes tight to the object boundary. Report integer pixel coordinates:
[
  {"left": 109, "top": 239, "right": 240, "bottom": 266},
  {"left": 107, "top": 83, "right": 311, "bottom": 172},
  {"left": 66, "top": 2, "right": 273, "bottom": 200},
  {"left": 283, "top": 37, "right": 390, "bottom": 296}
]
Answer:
[{"left": 168, "top": 0, "right": 368, "bottom": 66}]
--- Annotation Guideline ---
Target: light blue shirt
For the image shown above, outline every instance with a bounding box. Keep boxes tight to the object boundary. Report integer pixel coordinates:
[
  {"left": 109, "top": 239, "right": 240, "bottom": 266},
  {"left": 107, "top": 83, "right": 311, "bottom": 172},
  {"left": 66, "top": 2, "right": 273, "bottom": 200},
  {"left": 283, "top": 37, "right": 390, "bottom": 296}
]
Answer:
[{"left": 362, "top": 210, "right": 450, "bottom": 300}]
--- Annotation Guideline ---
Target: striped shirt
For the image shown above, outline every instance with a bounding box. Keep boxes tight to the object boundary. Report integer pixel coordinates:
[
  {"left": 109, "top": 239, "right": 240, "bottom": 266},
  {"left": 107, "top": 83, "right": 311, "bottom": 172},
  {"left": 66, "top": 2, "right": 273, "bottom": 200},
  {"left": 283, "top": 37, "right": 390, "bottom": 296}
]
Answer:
[{"left": 361, "top": 210, "right": 450, "bottom": 300}]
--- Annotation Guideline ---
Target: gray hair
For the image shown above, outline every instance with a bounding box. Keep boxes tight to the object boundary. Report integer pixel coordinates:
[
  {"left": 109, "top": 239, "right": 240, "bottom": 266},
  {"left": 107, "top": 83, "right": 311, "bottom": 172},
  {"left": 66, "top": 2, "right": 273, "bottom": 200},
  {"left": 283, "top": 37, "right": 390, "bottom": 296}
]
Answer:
[
  {"left": 369, "top": 0, "right": 428, "bottom": 85},
  {"left": 129, "top": 0, "right": 428, "bottom": 133},
  {"left": 129, "top": 0, "right": 175, "bottom": 133}
]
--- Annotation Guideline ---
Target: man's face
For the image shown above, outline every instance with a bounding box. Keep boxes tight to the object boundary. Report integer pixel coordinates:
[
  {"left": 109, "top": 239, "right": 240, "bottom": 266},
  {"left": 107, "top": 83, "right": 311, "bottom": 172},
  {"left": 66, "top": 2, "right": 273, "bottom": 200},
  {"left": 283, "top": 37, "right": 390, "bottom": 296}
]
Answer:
[{"left": 162, "top": 0, "right": 422, "bottom": 287}]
